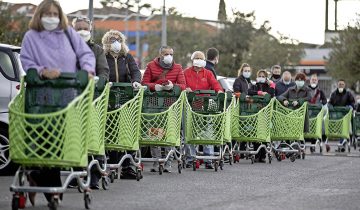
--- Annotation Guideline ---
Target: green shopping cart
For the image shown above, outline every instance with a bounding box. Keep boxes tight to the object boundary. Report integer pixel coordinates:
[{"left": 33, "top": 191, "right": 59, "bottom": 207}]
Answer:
[{"left": 304, "top": 104, "right": 324, "bottom": 153}]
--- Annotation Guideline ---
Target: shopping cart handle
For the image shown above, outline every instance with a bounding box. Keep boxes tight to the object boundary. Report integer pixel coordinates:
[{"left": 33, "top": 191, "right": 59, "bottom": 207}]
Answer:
[{"left": 192, "top": 90, "right": 216, "bottom": 95}]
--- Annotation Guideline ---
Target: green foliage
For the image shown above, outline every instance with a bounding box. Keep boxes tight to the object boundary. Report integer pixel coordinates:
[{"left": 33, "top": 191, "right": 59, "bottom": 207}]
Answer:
[
  {"left": 0, "top": 1, "right": 29, "bottom": 46},
  {"left": 218, "top": 0, "right": 227, "bottom": 22},
  {"left": 326, "top": 21, "right": 360, "bottom": 86}
]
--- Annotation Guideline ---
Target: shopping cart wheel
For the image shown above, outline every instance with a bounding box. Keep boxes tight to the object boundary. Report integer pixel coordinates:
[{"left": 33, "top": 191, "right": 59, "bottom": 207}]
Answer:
[
  {"left": 11, "top": 194, "right": 19, "bottom": 210},
  {"left": 214, "top": 162, "right": 218, "bottom": 172},
  {"left": 48, "top": 196, "right": 59, "bottom": 210},
  {"left": 276, "top": 153, "right": 281, "bottom": 162},
  {"left": 250, "top": 156, "right": 254, "bottom": 164},
  {"left": 102, "top": 177, "right": 109, "bottom": 190},
  {"left": 159, "top": 165, "right": 163, "bottom": 175},
  {"left": 229, "top": 156, "right": 233, "bottom": 165},
  {"left": 302, "top": 152, "right": 306, "bottom": 160},
  {"left": 136, "top": 170, "right": 142, "bottom": 181},
  {"left": 178, "top": 163, "right": 182, "bottom": 174},
  {"left": 320, "top": 146, "right": 323, "bottom": 154},
  {"left": 109, "top": 171, "right": 115, "bottom": 183},
  {"left": 84, "top": 192, "right": 91, "bottom": 209},
  {"left": 192, "top": 161, "right": 196, "bottom": 171},
  {"left": 348, "top": 144, "right": 351, "bottom": 153},
  {"left": 268, "top": 154, "right": 272, "bottom": 164},
  {"left": 220, "top": 161, "right": 224, "bottom": 170},
  {"left": 290, "top": 154, "right": 296, "bottom": 162}
]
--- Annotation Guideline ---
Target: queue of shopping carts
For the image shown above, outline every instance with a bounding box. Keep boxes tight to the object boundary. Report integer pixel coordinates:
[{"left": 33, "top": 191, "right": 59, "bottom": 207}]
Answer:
[{"left": 7, "top": 70, "right": 359, "bottom": 210}]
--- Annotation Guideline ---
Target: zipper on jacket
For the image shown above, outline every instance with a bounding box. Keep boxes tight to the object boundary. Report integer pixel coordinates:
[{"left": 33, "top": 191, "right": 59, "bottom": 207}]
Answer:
[{"left": 113, "top": 55, "right": 119, "bottom": 82}]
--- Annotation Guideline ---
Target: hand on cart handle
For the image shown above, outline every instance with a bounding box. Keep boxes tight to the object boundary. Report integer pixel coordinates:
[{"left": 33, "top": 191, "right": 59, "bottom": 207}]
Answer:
[
  {"left": 292, "top": 100, "right": 299, "bottom": 107},
  {"left": 163, "top": 80, "right": 174, "bottom": 90},
  {"left": 132, "top": 81, "right": 142, "bottom": 90},
  {"left": 283, "top": 100, "right": 289, "bottom": 106},
  {"left": 155, "top": 84, "right": 163, "bottom": 91},
  {"left": 40, "top": 68, "right": 61, "bottom": 79},
  {"left": 186, "top": 87, "right": 192, "bottom": 93}
]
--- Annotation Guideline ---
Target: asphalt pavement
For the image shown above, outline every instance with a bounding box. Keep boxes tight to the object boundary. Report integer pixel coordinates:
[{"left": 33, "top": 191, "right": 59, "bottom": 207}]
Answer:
[{"left": 0, "top": 145, "right": 360, "bottom": 210}]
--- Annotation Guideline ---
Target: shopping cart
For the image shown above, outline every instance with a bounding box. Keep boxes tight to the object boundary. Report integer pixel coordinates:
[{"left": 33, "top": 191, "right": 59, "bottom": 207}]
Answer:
[
  {"left": 304, "top": 104, "right": 324, "bottom": 153},
  {"left": 139, "top": 85, "right": 184, "bottom": 175},
  {"left": 231, "top": 94, "right": 274, "bottom": 164},
  {"left": 324, "top": 106, "right": 352, "bottom": 153},
  {"left": 352, "top": 111, "right": 360, "bottom": 150},
  {"left": 271, "top": 99, "right": 308, "bottom": 162},
  {"left": 9, "top": 69, "right": 97, "bottom": 210}
]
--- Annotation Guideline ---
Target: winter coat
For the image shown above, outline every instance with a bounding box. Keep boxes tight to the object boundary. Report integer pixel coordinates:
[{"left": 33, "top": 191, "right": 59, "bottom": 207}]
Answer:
[
  {"left": 329, "top": 89, "right": 355, "bottom": 108},
  {"left": 183, "top": 66, "right": 222, "bottom": 92},
  {"left": 275, "top": 79, "right": 296, "bottom": 96},
  {"left": 233, "top": 75, "right": 250, "bottom": 94}
]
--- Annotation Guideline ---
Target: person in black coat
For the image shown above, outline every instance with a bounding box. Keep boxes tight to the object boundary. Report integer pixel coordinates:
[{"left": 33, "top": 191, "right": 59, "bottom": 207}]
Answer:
[
  {"left": 269, "top": 65, "right": 282, "bottom": 83},
  {"left": 248, "top": 70, "right": 275, "bottom": 162},
  {"left": 233, "top": 63, "right": 252, "bottom": 95},
  {"left": 205, "top": 47, "right": 219, "bottom": 79},
  {"left": 275, "top": 71, "right": 295, "bottom": 96},
  {"left": 329, "top": 79, "right": 355, "bottom": 108}
]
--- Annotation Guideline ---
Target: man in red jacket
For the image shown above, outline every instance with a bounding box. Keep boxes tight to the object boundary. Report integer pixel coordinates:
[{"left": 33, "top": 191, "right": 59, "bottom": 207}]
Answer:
[
  {"left": 142, "top": 46, "right": 186, "bottom": 173},
  {"left": 142, "top": 46, "right": 186, "bottom": 91},
  {"left": 183, "top": 51, "right": 223, "bottom": 169}
]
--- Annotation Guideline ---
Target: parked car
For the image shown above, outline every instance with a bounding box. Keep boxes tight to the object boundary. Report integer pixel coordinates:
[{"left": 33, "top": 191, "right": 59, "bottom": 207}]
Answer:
[
  {"left": 0, "top": 43, "right": 24, "bottom": 174},
  {"left": 217, "top": 76, "right": 236, "bottom": 92}
]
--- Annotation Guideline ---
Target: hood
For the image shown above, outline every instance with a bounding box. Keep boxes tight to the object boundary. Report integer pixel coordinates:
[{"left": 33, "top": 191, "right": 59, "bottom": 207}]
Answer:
[{"left": 101, "top": 30, "right": 129, "bottom": 55}]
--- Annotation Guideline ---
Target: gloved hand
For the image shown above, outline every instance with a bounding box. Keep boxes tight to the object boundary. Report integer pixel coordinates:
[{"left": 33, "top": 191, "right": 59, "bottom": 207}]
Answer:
[
  {"left": 162, "top": 80, "right": 174, "bottom": 90},
  {"left": 186, "top": 87, "right": 192, "bottom": 93},
  {"left": 132, "top": 81, "right": 141, "bottom": 90},
  {"left": 283, "top": 100, "right": 289, "bottom": 106},
  {"left": 218, "top": 90, "right": 224, "bottom": 93},
  {"left": 41, "top": 69, "right": 61, "bottom": 79},
  {"left": 155, "top": 84, "right": 163, "bottom": 91},
  {"left": 292, "top": 100, "right": 299, "bottom": 106}
]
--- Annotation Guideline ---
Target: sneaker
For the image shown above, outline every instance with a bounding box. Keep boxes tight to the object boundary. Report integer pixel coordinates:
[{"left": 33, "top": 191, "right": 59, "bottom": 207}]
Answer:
[
  {"left": 163, "top": 168, "right": 172, "bottom": 173},
  {"left": 90, "top": 184, "right": 100, "bottom": 190},
  {"left": 205, "top": 163, "right": 214, "bottom": 169},
  {"left": 120, "top": 167, "right": 137, "bottom": 179}
]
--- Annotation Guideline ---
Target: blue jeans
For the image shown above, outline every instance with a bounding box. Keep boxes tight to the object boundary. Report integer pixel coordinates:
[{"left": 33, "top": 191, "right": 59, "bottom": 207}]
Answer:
[{"left": 185, "top": 144, "right": 214, "bottom": 164}]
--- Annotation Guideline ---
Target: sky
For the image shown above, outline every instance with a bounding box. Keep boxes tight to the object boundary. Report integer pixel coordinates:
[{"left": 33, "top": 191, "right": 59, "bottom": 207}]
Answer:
[{"left": 6, "top": 0, "right": 360, "bottom": 45}]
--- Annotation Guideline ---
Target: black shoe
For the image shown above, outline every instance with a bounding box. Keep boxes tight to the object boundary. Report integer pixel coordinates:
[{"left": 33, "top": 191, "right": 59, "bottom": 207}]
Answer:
[
  {"left": 120, "top": 167, "right": 137, "bottom": 179},
  {"left": 90, "top": 185, "right": 100, "bottom": 190},
  {"left": 341, "top": 148, "right": 345, "bottom": 152},
  {"left": 185, "top": 163, "right": 192, "bottom": 168},
  {"left": 258, "top": 158, "right": 266, "bottom": 163},
  {"left": 205, "top": 163, "right": 214, "bottom": 169}
]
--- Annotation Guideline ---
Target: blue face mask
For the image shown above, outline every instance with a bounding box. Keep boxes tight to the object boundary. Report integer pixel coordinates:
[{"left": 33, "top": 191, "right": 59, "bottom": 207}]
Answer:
[{"left": 243, "top": 72, "right": 251, "bottom": 78}]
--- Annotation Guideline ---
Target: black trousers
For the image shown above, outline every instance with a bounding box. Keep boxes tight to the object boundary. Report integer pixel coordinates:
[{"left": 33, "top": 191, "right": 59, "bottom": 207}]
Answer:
[{"left": 30, "top": 168, "right": 61, "bottom": 202}]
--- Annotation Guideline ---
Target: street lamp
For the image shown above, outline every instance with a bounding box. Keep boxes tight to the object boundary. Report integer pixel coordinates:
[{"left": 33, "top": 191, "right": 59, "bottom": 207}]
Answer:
[
  {"left": 135, "top": 0, "right": 141, "bottom": 59},
  {"left": 161, "top": 0, "right": 167, "bottom": 46}
]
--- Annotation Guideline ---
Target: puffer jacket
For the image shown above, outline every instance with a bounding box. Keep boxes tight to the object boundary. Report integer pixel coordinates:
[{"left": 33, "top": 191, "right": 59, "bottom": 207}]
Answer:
[
  {"left": 142, "top": 57, "right": 186, "bottom": 91},
  {"left": 233, "top": 75, "right": 250, "bottom": 94},
  {"left": 183, "top": 66, "right": 222, "bottom": 92}
]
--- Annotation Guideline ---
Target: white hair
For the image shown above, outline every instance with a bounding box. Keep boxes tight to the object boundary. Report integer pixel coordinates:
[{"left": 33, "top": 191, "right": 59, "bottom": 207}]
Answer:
[{"left": 190, "top": 51, "right": 205, "bottom": 60}]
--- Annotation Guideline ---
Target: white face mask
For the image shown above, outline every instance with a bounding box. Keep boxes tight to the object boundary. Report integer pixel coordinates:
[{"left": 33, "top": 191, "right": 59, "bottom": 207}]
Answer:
[
  {"left": 357, "top": 99, "right": 360, "bottom": 104},
  {"left": 295, "top": 80, "right": 305, "bottom": 88},
  {"left": 41, "top": 17, "right": 60, "bottom": 31},
  {"left": 163, "top": 55, "right": 173, "bottom": 65},
  {"left": 283, "top": 80, "right": 291, "bottom": 85},
  {"left": 111, "top": 41, "right": 121, "bottom": 53},
  {"left": 310, "top": 83, "right": 317, "bottom": 88},
  {"left": 243, "top": 72, "right": 251, "bottom": 78},
  {"left": 77, "top": 30, "right": 91, "bottom": 42},
  {"left": 256, "top": 77, "right": 266, "bottom": 83},
  {"left": 193, "top": 59, "right": 206, "bottom": 68},
  {"left": 338, "top": 88, "right": 344, "bottom": 93}
]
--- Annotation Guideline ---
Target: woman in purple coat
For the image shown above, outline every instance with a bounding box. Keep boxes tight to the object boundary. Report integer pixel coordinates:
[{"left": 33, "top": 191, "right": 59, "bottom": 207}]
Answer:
[{"left": 20, "top": 0, "right": 95, "bottom": 206}]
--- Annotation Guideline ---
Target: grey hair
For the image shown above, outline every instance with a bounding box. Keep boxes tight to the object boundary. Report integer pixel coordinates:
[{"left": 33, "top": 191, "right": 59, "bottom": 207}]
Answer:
[
  {"left": 190, "top": 51, "right": 205, "bottom": 60},
  {"left": 271, "top": 65, "right": 281, "bottom": 72},
  {"left": 72, "top": 16, "right": 92, "bottom": 30},
  {"left": 159, "top": 46, "right": 173, "bottom": 55}
]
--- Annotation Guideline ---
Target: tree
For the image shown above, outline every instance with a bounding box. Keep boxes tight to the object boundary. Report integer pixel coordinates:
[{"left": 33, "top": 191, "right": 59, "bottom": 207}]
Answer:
[
  {"left": 326, "top": 20, "right": 360, "bottom": 87},
  {"left": 218, "top": 0, "right": 227, "bottom": 22},
  {"left": 0, "top": 1, "right": 28, "bottom": 46}
]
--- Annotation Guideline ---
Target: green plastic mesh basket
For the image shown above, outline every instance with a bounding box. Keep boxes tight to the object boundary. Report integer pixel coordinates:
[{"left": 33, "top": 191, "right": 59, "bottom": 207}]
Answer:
[
  {"left": 87, "top": 82, "right": 110, "bottom": 155},
  {"left": 271, "top": 100, "right": 307, "bottom": 141},
  {"left": 223, "top": 96, "right": 235, "bottom": 143},
  {"left": 231, "top": 97, "right": 274, "bottom": 143},
  {"left": 184, "top": 91, "right": 228, "bottom": 145},
  {"left": 304, "top": 104, "right": 324, "bottom": 139},
  {"left": 325, "top": 107, "right": 352, "bottom": 139},
  {"left": 9, "top": 75, "right": 94, "bottom": 168},
  {"left": 105, "top": 85, "right": 144, "bottom": 151},
  {"left": 353, "top": 112, "right": 360, "bottom": 136},
  {"left": 139, "top": 87, "right": 184, "bottom": 147}
]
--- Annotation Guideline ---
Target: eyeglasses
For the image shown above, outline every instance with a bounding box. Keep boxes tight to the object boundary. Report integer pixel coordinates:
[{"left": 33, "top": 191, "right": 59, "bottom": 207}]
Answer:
[
  {"left": 74, "top": 17, "right": 91, "bottom": 24},
  {"left": 110, "top": 37, "right": 122, "bottom": 43}
]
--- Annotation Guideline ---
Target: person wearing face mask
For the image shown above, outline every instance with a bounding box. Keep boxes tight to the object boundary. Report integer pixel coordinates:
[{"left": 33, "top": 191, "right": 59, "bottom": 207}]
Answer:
[
  {"left": 183, "top": 51, "right": 223, "bottom": 169},
  {"left": 142, "top": 46, "right": 186, "bottom": 173},
  {"left": 72, "top": 16, "right": 109, "bottom": 189},
  {"left": 270, "top": 65, "right": 282, "bottom": 83},
  {"left": 275, "top": 71, "right": 295, "bottom": 96},
  {"left": 19, "top": 0, "right": 96, "bottom": 206},
  {"left": 233, "top": 63, "right": 252, "bottom": 95},
  {"left": 73, "top": 16, "right": 109, "bottom": 81},
  {"left": 248, "top": 70, "right": 275, "bottom": 97},
  {"left": 278, "top": 72, "right": 311, "bottom": 107},
  {"left": 308, "top": 74, "right": 327, "bottom": 105},
  {"left": 328, "top": 79, "right": 355, "bottom": 152},
  {"left": 101, "top": 30, "right": 141, "bottom": 87},
  {"left": 205, "top": 47, "right": 219, "bottom": 79},
  {"left": 248, "top": 70, "right": 275, "bottom": 163}
]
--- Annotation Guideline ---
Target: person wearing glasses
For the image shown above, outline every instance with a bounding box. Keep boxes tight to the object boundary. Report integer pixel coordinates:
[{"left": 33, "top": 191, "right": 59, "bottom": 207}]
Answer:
[
  {"left": 101, "top": 30, "right": 142, "bottom": 180},
  {"left": 101, "top": 30, "right": 141, "bottom": 86},
  {"left": 72, "top": 16, "right": 109, "bottom": 81},
  {"left": 248, "top": 70, "right": 275, "bottom": 163}
]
